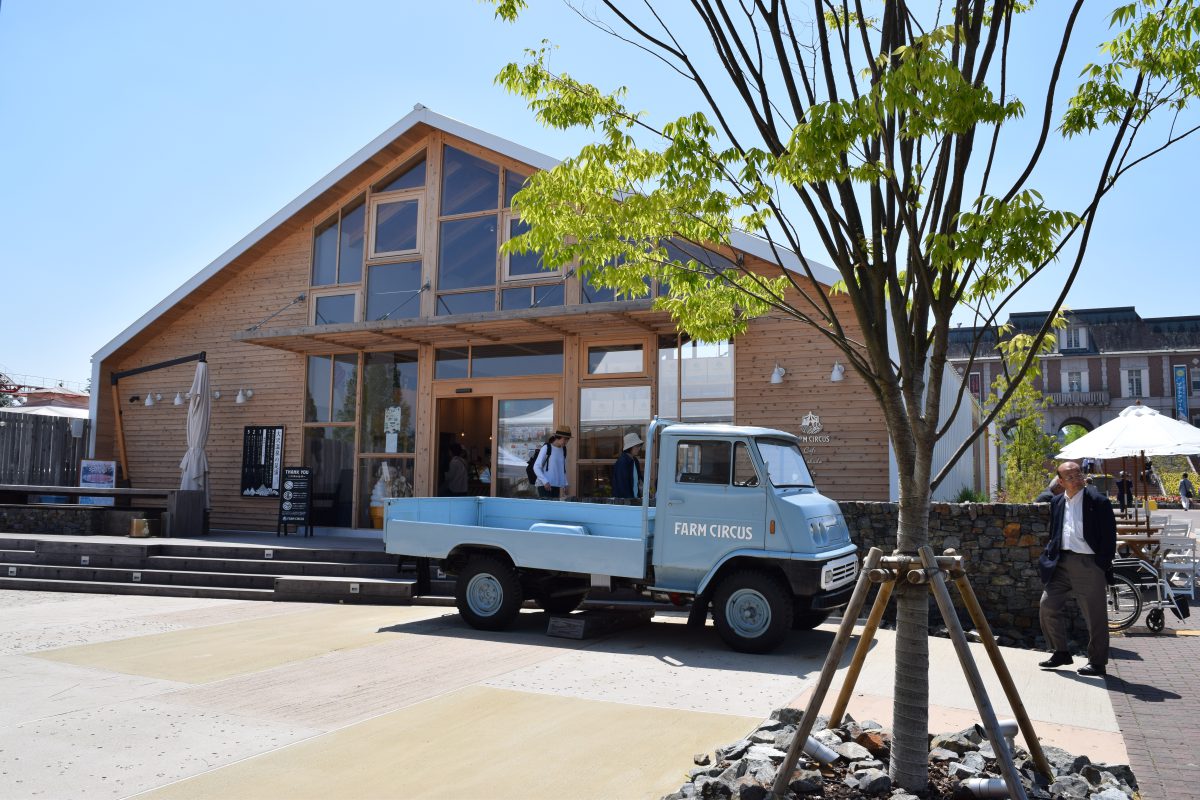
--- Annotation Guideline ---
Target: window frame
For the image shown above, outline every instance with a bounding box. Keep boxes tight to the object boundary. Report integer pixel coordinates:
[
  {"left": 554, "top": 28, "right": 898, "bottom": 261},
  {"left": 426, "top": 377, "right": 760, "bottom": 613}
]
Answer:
[
  {"left": 583, "top": 339, "right": 649, "bottom": 379},
  {"left": 367, "top": 189, "right": 424, "bottom": 261},
  {"left": 1125, "top": 368, "right": 1145, "bottom": 398},
  {"left": 501, "top": 210, "right": 560, "bottom": 282},
  {"left": 309, "top": 288, "right": 361, "bottom": 326}
]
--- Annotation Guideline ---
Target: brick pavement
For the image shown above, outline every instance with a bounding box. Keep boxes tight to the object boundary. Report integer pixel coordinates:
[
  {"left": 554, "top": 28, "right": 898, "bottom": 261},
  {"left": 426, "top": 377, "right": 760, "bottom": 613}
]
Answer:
[{"left": 1106, "top": 629, "right": 1200, "bottom": 800}]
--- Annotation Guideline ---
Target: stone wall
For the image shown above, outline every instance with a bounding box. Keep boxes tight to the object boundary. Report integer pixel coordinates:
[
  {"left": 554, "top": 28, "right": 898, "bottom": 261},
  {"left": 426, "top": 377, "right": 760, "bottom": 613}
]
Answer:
[
  {"left": 0, "top": 505, "right": 103, "bottom": 535},
  {"left": 838, "top": 501, "right": 1085, "bottom": 649}
]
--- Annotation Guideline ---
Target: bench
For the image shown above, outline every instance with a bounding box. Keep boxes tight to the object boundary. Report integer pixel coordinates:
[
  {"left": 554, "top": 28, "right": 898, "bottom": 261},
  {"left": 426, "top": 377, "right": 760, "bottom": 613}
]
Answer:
[{"left": 0, "top": 485, "right": 205, "bottom": 537}]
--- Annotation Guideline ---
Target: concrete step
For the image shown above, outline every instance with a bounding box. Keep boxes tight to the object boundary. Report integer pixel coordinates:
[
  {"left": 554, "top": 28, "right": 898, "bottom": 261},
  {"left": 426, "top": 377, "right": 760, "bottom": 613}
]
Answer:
[
  {"left": 157, "top": 544, "right": 397, "bottom": 564},
  {"left": 273, "top": 575, "right": 416, "bottom": 604},
  {"left": 145, "top": 555, "right": 400, "bottom": 578},
  {"left": 0, "top": 549, "right": 39, "bottom": 565},
  {"left": 0, "top": 576, "right": 273, "bottom": 601},
  {"left": 3, "top": 563, "right": 278, "bottom": 589}
]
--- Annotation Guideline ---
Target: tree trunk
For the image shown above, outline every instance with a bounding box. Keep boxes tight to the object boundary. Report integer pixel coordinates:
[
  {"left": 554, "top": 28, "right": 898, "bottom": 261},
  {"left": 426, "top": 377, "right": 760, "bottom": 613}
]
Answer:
[{"left": 889, "top": 464, "right": 932, "bottom": 792}]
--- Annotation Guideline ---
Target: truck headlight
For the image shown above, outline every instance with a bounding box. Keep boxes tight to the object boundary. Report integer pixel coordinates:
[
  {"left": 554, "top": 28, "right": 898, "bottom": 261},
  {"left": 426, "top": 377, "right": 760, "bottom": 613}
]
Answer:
[{"left": 808, "top": 515, "right": 838, "bottom": 545}]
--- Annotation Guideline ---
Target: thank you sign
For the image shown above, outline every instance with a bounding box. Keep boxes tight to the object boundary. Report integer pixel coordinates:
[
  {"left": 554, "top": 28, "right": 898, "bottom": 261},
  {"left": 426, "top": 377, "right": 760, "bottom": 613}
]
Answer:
[
  {"left": 278, "top": 467, "right": 312, "bottom": 528},
  {"left": 1175, "top": 365, "right": 1189, "bottom": 420}
]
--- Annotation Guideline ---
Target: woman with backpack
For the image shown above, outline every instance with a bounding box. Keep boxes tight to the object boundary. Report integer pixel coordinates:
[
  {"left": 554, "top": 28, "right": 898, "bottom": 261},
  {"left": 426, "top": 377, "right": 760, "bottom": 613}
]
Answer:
[{"left": 530, "top": 425, "right": 572, "bottom": 499}]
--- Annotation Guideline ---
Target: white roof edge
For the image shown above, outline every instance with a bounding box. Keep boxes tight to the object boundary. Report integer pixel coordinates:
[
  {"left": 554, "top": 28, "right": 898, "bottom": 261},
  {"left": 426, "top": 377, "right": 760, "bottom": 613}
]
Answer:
[{"left": 91, "top": 105, "right": 834, "bottom": 368}]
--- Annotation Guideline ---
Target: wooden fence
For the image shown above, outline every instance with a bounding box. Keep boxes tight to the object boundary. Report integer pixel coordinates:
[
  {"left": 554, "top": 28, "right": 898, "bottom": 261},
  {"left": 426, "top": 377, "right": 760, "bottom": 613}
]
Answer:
[{"left": 0, "top": 414, "right": 90, "bottom": 486}]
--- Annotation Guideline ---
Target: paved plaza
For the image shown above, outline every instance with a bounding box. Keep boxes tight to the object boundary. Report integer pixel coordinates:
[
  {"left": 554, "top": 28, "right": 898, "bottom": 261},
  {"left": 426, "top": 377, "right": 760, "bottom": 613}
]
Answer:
[{"left": 0, "top": 586, "right": 1150, "bottom": 800}]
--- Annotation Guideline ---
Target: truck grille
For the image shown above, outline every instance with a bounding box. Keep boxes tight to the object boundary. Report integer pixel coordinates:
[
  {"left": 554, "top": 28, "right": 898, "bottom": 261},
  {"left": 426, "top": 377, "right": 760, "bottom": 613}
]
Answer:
[{"left": 821, "top": 554, "right": 858, "bottom": 590}]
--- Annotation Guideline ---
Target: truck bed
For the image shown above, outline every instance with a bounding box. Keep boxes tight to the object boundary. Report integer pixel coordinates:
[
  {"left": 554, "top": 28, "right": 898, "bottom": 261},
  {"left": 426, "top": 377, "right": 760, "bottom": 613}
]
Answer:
[{"left": 384, "top": 497, "right": 653, "bottom": 580}]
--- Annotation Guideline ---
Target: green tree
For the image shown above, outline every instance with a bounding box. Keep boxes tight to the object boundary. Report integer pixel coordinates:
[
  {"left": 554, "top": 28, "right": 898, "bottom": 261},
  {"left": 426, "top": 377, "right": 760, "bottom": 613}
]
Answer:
[
  {"left": 489, "top": 1, "right": 1200, "bottom": 790},
  {"left": 989, "top": 333, "right": 1061, "bottom": 502}
]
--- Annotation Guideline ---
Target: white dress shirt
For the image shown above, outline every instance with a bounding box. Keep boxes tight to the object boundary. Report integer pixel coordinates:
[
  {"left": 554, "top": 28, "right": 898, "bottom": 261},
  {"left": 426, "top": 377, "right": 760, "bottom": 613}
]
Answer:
[
  {"left": 1061, "top": 490, "right": 1094, "bottom": 554},
  {"left": 532, "top": 444, "right": 568, "bottom": 489}
]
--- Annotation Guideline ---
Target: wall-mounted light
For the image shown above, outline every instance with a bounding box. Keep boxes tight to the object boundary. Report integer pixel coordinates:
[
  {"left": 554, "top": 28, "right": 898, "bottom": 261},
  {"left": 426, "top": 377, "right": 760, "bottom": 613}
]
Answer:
[
  {"left": 235, "top": 388, "right": 254, "bottom": 404},
  {"left": 144, "top": 393, "right": 155, "bottom": 407},
  {"left": 770, "top": 363, "right": 786, "bottom": 385},
  {"left": 830, "top": 361, "right": 845, "bottom": 382},
  {"left": 174, "top": 392, "right": 184, "bottom": 406},
  {"left": 212, "top": 389, "right": 221, "bottom": 400}
]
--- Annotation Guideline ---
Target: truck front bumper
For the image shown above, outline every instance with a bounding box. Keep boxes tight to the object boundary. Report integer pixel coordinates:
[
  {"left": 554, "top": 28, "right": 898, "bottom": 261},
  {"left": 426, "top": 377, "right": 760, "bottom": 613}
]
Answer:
[
  {"left": 777, "top": 549, "right": 858, "bottom": 604},
  {"left": 809, "top": 583, "right": 855, "bottom": 610}
]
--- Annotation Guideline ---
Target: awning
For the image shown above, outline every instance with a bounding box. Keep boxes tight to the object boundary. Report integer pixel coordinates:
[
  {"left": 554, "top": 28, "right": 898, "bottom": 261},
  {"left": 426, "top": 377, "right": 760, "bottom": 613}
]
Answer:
[{"left": 233, "top": 299, "right": 677, "bottom": 354}]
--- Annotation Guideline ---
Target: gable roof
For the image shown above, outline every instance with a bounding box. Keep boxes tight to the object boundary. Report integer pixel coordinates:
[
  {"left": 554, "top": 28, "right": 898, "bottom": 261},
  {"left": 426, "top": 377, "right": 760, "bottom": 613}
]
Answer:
[{"left": 91, "top": 105, "right": 838, "bottom": 372}]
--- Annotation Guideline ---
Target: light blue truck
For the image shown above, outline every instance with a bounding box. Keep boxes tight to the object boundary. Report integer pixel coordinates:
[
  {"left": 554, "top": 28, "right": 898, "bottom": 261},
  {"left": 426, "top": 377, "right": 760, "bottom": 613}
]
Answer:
[{"left": 384, "top": 418, "right": 858, "bottom": 652}]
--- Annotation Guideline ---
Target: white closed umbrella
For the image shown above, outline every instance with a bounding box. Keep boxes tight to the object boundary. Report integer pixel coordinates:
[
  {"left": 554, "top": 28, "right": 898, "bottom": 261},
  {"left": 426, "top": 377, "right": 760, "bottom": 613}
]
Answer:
[
  {"left": 179, "top": 361, "right": 211, "bottom": 508},
  {"left": 1056, "top": 402, "right": 1200, "bottom": 460}
]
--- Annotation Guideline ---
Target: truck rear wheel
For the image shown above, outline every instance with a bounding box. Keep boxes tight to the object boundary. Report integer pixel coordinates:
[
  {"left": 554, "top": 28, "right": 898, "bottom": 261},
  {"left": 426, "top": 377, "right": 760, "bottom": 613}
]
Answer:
[
  {"left": 456, "top": 555, "right": 523, "bottom": 631},
  {"left": 712, "top": 570, "right": 793, "bottom": 653}
]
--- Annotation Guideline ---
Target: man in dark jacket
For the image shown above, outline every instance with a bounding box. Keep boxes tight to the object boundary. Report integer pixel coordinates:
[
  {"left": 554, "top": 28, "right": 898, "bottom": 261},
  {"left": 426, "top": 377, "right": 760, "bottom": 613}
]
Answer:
[
  {"left": 1038, "top": 461, "right": 1118, "bottom": 677},
  {"left": 611, "top": 432, "right": 643, "bottom": 500}
]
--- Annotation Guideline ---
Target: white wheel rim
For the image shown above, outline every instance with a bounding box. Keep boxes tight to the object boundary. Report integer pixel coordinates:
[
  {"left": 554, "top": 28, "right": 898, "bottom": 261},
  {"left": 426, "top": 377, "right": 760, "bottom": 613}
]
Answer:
[
  {"left": 726, "top": 588, "right": 771, "bottom": 638},
  {"left": 466, "top": 573, "right": 504, "bottom": 616}
]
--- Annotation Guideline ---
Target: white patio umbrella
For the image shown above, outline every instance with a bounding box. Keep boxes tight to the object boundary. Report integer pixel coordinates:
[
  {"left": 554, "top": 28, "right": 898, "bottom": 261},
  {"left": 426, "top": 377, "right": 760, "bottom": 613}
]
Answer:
[
  {"left": 179, "top": 361, "right": 211, "bottom": 508},
  {"left": 1056, "top": 403, "right": 1200, "bottom": 461}
]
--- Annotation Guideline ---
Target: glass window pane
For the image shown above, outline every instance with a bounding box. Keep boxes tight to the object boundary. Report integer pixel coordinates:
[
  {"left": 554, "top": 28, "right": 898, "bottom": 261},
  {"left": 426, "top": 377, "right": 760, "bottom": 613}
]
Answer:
[
  {"left": 312, "top": 217, "right": 338, "bottom": 286},
  {"left": 367, "top": 261, "right": 423, "bottom": 321},
  {"left": 663, "top": 238, "right": 736, "bottom": 275},
  {"left": 303, "top": 426, "right": 356, "bottom": 527},
  {"left": 436, "top": 290, "right": 495, "bottom": 316},
  {"left": 331, "top": 354, "right": 358, "bottom": 423},
  {"left": 588, "top": 344, "right": 643, "bottom": 375},
  {"left": 305, "top": 355, "right": 331, "bottom": 422},
  {"left": 756, "top": 438, "right": 813, "bottom": 488},
  {"left": 582, "top": 277, "right": 616, "bottom": 304},
  {"left": 533, "top": 283, "right": 563, "bottom": 308},
  {"left": 505, "top": 170, "right": 528, "bottom": 207},
  {"left": 438, "top": 215, "right": 497, "bottom": 290},
  {"left": 472, "top": 342, "right": 563, "bottom": 378},
  {"left": 501, "top": 287, "right": 531, "bottom": 310},
  {"left": 657, "top": 334, "right": 679, "bottom": 417},
  {"left": 442, "top": 145, "right": 500, "bottom": 216},
  {"left": 681, "top": 339, "right": 734, "bottom": 399},
  {"left": 733, "top": 442, "right": 759, "bottom": 487},
  {"left": 507, "top": 218, "right": 544, "bottom": 277},
  {"left": 681, "top": 399, "right": 734, "bottom": 423},
  {"left": 578, "top": 463, "right": 615, "bottom": 500},
  {"left": 338, "top": 200, "right": 365, "bottom": 283},
  {"left": 375, "top": 155, "right": 426, "bottom": 194},
  {"left": 676, "top": 440, "right": 731, "bottom": 485},
  {"left": 435, "top": 347, "right": 470, "bottom": 379},
  {"left": 314, "top": 294, "right": 355, "bottom": 325},
  {"left": 359, "top": 458, "right": 415, "bottom": 528},
  {"left": 496, "top": 398, "right": 554, "bottom": 498},
  {"left": 374, "top": 199, "right": 419, "bottom": 254},
  {"left": 360, "top": 352, "right": 418, "bottom": 454},
  {"left": 579, "top": 386, "right": 651, "bottom": 460}
]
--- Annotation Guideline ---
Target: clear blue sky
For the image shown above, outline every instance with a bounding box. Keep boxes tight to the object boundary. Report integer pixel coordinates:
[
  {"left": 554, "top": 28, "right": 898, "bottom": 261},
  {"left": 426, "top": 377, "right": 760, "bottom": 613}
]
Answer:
[{"left": 1, "top": 1, "right": 1196, "bottom": 390}]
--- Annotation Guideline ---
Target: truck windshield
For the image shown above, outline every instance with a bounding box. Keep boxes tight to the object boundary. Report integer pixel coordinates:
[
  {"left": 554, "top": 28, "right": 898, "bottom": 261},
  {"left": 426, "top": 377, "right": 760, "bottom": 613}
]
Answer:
[{"left": 755, "top": 438, "right": 814, "bottom": 488}]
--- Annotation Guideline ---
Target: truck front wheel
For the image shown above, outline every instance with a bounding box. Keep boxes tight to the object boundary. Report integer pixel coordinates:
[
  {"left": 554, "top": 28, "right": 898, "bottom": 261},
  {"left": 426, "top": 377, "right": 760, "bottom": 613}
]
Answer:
[
  {"left": 712, "top": 570, "right": 793, "bottom": 653},
  {"left": 456, "top": 555, "right": 523, "bottom": 631}
]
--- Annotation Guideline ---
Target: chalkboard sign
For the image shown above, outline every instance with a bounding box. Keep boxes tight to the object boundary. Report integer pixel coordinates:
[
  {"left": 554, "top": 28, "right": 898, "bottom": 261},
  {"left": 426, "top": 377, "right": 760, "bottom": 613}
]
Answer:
[
  {"left": 277, "top": 466, "right": 313, "bottom": 536},
  {"left": 242, "top": 426, "right": 284, "bottom": 497}
]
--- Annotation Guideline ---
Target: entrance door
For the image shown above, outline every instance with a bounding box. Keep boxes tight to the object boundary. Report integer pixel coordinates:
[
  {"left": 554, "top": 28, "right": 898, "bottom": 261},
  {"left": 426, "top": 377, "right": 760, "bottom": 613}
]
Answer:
[
  {"left": 495, "top": 397, "right": 555, "bottom": 498},
  {"left": 435, "top": 396, "right": 493, "bottom": 496}
]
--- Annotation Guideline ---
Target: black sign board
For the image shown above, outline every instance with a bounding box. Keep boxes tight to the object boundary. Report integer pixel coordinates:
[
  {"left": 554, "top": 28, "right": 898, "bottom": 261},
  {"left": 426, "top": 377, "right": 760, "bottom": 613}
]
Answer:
[
  {"left": 241, "top": 426, "right": 284, "bottom": 497},
  {"left": 277, "top": 466, "right": 313, "bottom": 536}
]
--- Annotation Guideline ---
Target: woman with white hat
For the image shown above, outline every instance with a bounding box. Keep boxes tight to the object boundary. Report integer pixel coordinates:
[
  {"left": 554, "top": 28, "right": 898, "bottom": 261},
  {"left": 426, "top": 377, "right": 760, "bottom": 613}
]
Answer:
[{"left": 611, "top": 431, "right": 644, "bottom": 500}]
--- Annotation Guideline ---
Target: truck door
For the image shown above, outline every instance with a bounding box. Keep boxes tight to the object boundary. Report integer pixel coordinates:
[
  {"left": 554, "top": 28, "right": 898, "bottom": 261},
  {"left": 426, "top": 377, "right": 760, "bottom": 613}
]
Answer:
[{"left": 654, "top": 438, "right": 767, "bottom": 591}]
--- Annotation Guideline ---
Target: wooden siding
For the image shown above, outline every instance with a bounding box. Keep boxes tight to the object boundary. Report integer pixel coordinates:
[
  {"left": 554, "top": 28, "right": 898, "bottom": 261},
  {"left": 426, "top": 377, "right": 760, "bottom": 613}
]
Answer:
[
  {"left": 98, "top": 229, "right": 310, "bottom": 531},
  {"left": 733, "top": 275, "right": 889, "bottom": 501}
]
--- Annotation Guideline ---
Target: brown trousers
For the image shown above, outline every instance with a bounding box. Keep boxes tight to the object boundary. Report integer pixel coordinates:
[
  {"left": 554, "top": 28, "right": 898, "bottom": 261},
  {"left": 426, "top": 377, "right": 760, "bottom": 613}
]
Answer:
[{"left": 1039, "top": 551, "right": 1110, "bottom": 666}]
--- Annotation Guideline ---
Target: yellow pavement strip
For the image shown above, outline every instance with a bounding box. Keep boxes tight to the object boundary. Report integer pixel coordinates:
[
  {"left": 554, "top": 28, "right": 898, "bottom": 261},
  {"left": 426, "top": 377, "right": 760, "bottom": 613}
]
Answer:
[
  {"left": 136, "top": 685, "right": 759, "bottom": 800},
  {"left": 35, "top": 605, "right": 448, "bottom": 684}
]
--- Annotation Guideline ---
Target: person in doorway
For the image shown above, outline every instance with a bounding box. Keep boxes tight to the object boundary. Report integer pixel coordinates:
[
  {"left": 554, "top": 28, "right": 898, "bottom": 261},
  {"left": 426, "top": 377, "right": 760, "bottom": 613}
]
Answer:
[
  {"left": 1180, "top": 473, "right": 1195, "bottom": 511},
  {"left": 611, "top": 432, "right": 643, "bottom": 501},
  {"left": 533, "top": 425, "right": 572, "bottom": 499},
  {"left": 1034, "top": 476, "right": 1063, "bottom": 503},
  {"left": 1037, "top": 461, "right": 1118, "bottom": 677},
  {"left": 443, "top": 442, "right": 469, "bottom": 497},
  {"left": 1115, "top": 471, "right": 1133, "bottom": 513}
]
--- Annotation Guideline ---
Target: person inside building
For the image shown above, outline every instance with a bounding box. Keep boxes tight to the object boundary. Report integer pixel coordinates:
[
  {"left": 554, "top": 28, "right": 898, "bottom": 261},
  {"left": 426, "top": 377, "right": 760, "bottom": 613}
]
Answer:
[
  {"left": 611, "top": 432, "right": 643, "bottom": 501},
  {"left": 1037, "top": 461, "right": 1118, "bottom": 678},
  {"left": 443, "top": 442, "right": 469, "bottom": 497},
  {"left": 533, "top": 425, "right": 572, "bottom": 499}
]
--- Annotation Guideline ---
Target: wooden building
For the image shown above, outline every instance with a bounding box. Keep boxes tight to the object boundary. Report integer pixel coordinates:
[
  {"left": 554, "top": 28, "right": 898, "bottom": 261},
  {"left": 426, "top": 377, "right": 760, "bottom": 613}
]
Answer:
[{"left": 89, "top": 106, "right": 981, "bottom": 535}]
